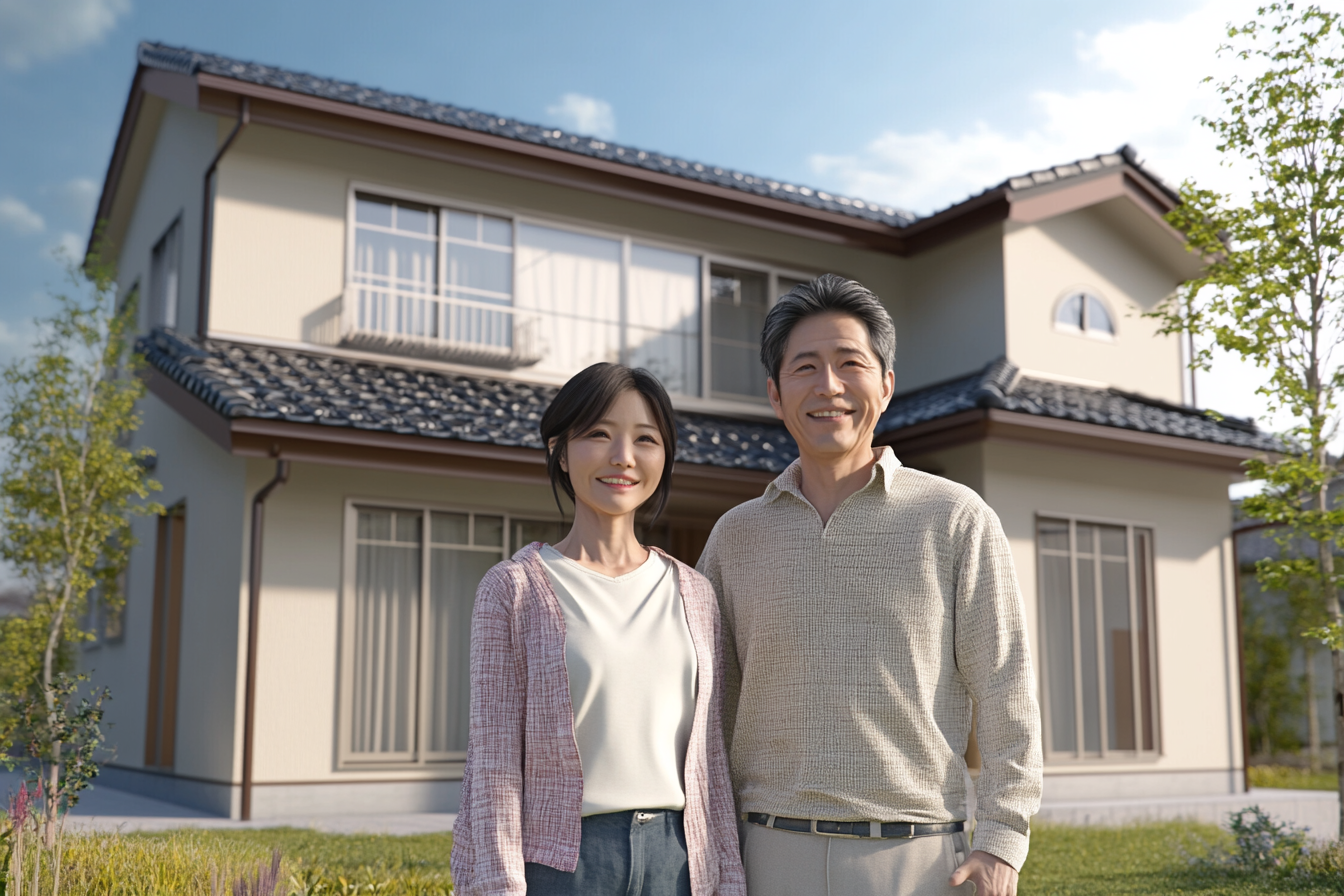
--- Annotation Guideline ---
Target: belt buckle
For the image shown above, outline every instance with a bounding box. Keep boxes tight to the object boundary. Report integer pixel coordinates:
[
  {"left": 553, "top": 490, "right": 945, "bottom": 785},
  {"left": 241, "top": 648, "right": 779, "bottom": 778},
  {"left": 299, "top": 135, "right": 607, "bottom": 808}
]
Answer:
[{"left": 810, "top": 819, "right": 862, "bottom": 839}]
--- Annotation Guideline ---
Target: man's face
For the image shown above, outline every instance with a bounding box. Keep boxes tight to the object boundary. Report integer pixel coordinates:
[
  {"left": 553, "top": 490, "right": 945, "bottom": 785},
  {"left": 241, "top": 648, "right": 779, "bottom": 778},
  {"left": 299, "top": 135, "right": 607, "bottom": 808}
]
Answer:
[{"left": 767, "top": 311, "right": 895, "bottom": 464}]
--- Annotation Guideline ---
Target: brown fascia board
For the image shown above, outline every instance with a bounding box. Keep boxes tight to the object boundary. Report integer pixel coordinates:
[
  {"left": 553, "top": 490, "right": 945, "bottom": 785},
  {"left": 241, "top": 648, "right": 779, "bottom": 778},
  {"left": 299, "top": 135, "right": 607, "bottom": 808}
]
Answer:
[
  {"left": 877, "top": 406, "right": 1261, "bottom": 473},
  {"left": 145, "top": 367, "right": 774, "bottom": 497},
  {"left": 90, "top": 68, "right": 147, "bottom": 257}
]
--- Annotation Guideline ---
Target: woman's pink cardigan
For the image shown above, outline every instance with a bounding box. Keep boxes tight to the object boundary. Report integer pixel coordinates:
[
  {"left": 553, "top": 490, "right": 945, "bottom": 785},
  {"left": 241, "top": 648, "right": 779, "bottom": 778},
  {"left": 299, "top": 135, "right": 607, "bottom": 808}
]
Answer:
[{"left": 450, "top": 543, "right": 747, "bottom": 896}]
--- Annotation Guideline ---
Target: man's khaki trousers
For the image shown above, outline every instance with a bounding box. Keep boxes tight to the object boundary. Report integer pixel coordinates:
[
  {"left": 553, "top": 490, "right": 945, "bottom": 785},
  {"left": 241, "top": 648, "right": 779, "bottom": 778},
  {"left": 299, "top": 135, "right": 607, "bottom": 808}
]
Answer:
[{"left": 739, "top": 821, "right": 976, "bottom": 896}]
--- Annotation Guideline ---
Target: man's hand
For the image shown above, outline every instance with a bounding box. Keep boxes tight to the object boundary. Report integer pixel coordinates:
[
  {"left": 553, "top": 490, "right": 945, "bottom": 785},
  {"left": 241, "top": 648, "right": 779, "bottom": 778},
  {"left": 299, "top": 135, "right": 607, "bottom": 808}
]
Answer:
[{"left": 949, "top": 849, "right": 1017, "bottom": 895}]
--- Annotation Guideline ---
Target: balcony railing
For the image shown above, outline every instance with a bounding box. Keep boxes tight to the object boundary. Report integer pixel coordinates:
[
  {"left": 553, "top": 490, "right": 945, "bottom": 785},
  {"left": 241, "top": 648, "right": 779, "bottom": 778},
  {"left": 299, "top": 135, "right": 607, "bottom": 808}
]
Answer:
[{"left": 341, "top": 286, "right": 543, "bottom": 369}]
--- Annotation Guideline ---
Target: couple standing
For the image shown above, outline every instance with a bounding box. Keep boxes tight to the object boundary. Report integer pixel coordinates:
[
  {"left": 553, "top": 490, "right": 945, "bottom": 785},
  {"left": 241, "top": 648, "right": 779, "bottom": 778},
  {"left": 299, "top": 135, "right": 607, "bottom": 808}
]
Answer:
[{"left": 450, "top": 276, "right": 1043, "bottom": 896}]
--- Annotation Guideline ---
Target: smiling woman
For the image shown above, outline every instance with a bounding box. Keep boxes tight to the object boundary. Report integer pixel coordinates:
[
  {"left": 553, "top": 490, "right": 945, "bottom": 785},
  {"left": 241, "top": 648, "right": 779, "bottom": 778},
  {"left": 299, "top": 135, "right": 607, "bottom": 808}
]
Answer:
[{"left": 450, "top": 362, "right": 746, "bottom": 896}]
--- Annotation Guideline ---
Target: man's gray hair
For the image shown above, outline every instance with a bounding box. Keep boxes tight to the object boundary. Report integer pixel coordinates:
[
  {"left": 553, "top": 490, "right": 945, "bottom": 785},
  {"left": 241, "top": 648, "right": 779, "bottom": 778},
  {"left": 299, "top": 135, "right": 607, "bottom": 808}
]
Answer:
[{"left": 760, "top": 274, "right": 896, "bottom": 383}]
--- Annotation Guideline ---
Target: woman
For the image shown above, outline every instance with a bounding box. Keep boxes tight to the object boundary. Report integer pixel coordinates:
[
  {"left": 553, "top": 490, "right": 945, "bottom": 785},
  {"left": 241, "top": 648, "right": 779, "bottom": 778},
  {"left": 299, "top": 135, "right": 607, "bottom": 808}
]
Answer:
[{"left": 450, "top": 363, "right": 746, "bottom": 896}]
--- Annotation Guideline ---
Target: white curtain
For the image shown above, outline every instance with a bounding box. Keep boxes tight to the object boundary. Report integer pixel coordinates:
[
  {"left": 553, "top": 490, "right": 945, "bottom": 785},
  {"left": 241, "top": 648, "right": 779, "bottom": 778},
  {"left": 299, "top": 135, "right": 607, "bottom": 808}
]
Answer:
[{"left": 628, "top": 244, "right": 700, "bottom": 396}]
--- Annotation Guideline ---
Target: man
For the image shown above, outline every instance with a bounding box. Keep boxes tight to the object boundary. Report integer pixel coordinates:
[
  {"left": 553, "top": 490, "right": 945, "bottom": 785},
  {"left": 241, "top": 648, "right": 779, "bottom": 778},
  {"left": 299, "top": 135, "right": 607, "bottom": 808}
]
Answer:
[{"left": 698, "top": 275, "right": 1042, "bottom": 896}]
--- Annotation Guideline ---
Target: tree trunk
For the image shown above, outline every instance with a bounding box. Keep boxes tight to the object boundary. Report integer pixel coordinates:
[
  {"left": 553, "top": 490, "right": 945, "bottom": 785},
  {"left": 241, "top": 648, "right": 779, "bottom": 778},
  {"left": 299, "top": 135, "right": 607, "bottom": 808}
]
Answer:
[
  {"left": 1305, "top": 640, "right": 1322, "bottom": 773},
  {"left": 1318, "top": 534, "right": 1344, "bottom": 838}
]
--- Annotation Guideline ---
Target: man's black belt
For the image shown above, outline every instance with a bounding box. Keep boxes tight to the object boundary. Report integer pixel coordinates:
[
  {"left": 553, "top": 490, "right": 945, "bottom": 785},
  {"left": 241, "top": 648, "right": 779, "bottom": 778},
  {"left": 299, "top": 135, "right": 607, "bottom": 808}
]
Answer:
[{"left": 743, "top": 813, "right": 965, "bottom": 839}]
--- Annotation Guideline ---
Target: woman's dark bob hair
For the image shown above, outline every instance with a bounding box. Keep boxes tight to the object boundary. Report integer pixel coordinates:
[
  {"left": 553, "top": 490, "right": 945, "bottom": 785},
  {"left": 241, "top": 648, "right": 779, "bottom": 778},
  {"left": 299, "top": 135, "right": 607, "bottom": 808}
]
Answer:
[{"left": 539, "top": 363, "right": 678, "bottom": 524}]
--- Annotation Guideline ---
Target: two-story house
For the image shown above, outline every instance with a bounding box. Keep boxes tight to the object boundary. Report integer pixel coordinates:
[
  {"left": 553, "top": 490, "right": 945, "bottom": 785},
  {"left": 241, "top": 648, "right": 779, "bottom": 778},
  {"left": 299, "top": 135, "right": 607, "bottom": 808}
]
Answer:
[{"left": 82, "top": 42, "right": 1276, "bottom": 821}]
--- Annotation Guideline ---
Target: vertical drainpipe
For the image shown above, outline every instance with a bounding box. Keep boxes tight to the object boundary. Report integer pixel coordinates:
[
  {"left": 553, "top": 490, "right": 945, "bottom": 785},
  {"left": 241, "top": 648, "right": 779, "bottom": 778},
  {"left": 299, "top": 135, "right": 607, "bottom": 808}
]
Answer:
[
  {"left": 240, "top": 458, "right": 289, "bottom": 821},
  {"left": 197, "top": 96, "right": 250, "bottom": 340}
]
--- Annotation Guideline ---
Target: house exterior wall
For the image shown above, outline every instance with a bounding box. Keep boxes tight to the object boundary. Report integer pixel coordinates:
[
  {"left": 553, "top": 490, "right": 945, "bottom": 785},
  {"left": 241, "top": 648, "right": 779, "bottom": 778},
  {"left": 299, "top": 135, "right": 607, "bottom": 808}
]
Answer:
[
  {"left": 81, "top": 392, "right": 249, "bottom": 814},
  {"left": 205, "top": 123, "right": 903, "bottom": 392},
  {"left": 1003, "top": 203, "right": 1185, "bottom": 402},
  {"left": 111, "top": 102, "right": 221, "bottom": 335},
  {"left": 894, "top": 227, "right": 1007, "bottom": 393},
  {"left": 983, "top": 438, "right": 1243, "bottom": 799}
]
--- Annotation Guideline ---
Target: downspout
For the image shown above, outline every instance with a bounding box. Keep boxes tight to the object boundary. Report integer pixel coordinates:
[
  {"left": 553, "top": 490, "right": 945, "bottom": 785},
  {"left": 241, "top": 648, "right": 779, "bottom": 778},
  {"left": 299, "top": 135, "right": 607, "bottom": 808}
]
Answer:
[
  {"left": 240, "top": 458, "right": 289, "bottom": 821},
  {"left": 197, "top": 96, "right": 250, "bottom": 339}
]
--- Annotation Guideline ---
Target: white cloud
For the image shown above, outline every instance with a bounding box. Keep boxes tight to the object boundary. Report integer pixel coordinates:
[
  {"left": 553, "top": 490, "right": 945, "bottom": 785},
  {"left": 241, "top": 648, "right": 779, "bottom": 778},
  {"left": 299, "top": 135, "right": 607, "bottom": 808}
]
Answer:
[
  {"left": 53, "top": 231, "right": 84, "bottom": 262},
  {"left": 0, "top": 0, "right": 131, "bottom": 70},
  {"left": 546, "top": 93, "right": 617, "bottom": 140},
  {"left": 0, "top": 196, "right": 45, "bottom": 234},
  {"left": 59, "top": 177, "right": 99, "bottom": 224},
  {"left": 810, "top": 0, "right": 1272, "bottom": 215}
]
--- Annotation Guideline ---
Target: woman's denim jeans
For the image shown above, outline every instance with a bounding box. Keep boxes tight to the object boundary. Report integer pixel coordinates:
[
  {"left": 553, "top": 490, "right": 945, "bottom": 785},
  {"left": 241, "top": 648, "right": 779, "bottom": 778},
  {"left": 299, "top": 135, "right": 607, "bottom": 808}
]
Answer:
[{"left": 524, "top": 809, "right": 691, "bottom": 896}]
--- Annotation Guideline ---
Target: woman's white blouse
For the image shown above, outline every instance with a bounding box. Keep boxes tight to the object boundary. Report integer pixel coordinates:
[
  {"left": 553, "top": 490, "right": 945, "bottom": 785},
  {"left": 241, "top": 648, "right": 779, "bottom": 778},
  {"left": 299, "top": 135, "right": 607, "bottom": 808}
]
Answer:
[{"left": 539, "top": 544, "right": 698, "bottom": 816}]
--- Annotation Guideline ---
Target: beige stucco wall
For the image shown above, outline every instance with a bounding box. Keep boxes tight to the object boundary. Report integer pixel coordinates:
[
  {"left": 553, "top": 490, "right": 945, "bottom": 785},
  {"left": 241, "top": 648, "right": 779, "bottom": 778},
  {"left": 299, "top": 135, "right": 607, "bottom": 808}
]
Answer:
[
  {"left": 894, "top": 227, "right": 1007, "bottom": 393},
  {"left": 112, "top": 101, "right": 221, "bottom": 335},
  {"left": 207, "top": 123, "right": 903, "bottom": 386},
  {"left": 1003, "top": 203, "right": 1185, "bottom": 402},
  {"left": 81, "top": 393, "right": 249, "bottom": 784},
  {"left": 983, "top": 439, "right": 1242, "bottom": 797},
  {"left": 247, "top": 461, "right": 563, "bottom": 784}
]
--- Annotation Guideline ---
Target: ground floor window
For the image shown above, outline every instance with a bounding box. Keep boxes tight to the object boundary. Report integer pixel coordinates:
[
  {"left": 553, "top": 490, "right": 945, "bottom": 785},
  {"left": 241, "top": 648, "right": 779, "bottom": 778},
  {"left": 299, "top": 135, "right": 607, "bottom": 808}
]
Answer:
[
  {"left": 1037, "top": 516, "right": 1160, "bottom": 761},
  {"left": 338, "top": 503, "right": 563, "bottom": 766}
]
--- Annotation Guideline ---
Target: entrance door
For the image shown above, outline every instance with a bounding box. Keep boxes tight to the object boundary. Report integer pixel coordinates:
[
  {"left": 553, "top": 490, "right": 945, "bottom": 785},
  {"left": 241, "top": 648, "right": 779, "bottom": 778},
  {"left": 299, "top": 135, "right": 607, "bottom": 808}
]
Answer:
[{"left": 144, "top": 505, "right": 186, "bottom": 768}]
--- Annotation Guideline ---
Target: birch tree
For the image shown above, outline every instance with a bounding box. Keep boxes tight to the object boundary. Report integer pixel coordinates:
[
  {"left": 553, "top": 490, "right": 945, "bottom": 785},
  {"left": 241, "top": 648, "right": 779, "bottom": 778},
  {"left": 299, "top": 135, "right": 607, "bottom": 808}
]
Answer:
[
  {"left": 0, "top": 245, "right": 160, "bottom": 847},
  {"left": 1154, "top": 3, "right": 1344, "bottom": 833}
]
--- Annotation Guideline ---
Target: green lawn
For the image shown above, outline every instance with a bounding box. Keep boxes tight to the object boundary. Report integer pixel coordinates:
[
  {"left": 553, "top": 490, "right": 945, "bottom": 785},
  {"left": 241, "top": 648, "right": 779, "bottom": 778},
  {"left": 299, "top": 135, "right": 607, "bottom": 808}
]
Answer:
[
  {"left": 9, "top": 820, "right": 1344, "bottom": 895},
  {"left": 1249, "top": 765, "right": 1340, "bottom": 792}
]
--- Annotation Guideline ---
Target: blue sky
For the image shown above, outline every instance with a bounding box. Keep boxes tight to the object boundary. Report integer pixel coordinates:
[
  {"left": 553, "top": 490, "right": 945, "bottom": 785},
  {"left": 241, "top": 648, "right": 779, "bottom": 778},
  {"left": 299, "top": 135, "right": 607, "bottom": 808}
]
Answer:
[{"left": 0, "top": 0, "right": 1290, "bottom": 422}]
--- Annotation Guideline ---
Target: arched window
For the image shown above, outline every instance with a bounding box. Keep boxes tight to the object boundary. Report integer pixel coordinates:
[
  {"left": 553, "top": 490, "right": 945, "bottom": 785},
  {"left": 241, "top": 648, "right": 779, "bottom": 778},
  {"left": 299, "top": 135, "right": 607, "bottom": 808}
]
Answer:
[{"left": 1055, "top": 291, "right": 1115, "bottom": 338}]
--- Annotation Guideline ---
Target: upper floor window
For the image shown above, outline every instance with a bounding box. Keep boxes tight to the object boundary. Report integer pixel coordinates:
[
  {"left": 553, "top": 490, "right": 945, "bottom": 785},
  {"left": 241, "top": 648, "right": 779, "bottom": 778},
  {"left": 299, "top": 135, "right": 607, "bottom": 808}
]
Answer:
[
  {"left": 149, "top": 218, "right": 182, "bottom": 329},
  {"left": 1037, "top": 516, "right": 1159, "bottom": 761},
  {"left": 344, "top": 189, "right": 815, "bottom": 403},
  {"left": 1055, "top": 290, "right": 1114, "bottom": 339}
]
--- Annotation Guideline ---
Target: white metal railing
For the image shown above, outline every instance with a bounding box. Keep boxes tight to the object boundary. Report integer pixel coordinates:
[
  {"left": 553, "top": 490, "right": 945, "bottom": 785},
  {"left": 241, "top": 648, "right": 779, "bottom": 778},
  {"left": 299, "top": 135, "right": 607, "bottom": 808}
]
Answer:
[{"left": 341, "top": 286, "right": 543, "bottom": 368}]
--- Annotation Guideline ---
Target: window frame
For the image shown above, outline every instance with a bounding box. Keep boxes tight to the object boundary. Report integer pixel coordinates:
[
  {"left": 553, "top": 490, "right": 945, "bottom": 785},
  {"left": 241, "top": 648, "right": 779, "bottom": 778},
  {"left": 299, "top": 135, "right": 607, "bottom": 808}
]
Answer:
[
  {"left": 1052, "top": 289, "right": 1117, "bottom": 342},
  {"left": 148, "top": 215, "right": 184, "bottom": 331},
  {"left": 335, "top": 496, "right": 566, "bottom": 770},
  {"left": 343, "top": 182, "right": 819, "bottom": 409},
  {"left": 1034, "top": 512, "right": 1162, "bottom": 764}
]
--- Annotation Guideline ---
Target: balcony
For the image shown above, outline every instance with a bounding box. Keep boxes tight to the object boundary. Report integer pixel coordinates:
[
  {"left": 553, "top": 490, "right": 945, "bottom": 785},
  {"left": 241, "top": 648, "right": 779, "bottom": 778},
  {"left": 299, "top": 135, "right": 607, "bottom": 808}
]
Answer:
[{"left": 341, "top": 286, "right": 544, "bottom": 369}]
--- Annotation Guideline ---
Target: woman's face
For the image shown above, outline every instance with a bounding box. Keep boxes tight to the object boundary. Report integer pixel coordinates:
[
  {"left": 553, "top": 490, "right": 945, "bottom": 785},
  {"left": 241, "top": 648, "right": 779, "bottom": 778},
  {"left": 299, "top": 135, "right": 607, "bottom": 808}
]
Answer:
[{"left": 558, "top": 389, "right": 666, "bottom": 521}]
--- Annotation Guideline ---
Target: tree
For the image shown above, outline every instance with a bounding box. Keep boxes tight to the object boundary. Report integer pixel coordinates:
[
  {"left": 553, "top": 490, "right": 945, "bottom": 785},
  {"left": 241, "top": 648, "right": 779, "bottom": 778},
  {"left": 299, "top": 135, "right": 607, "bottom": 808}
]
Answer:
[
  {"left": 1153, "top": 3, "right": 1344, "bottom": 833},
  {"left": 0, "top": 244, "right": 160, "bottom": 848}
]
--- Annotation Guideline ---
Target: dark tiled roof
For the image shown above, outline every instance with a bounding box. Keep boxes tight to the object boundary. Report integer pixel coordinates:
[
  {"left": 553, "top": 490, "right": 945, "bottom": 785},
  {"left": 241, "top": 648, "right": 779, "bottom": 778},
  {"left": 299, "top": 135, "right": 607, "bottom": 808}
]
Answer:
[
  {"left": 135, "top": 42, "right": 917, "bottom": 229},
  {"left": 138, "top": 329, "right": 798, "bottom": 473},
  {"left": 877, "top": 358, "right": 1282, "bottom": 453}
]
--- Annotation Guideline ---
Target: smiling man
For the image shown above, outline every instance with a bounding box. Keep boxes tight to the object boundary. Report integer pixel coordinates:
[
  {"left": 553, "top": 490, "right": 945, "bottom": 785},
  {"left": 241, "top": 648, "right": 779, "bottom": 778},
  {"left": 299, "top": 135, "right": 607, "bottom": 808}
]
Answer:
[{"left": 697, "top": 275, "right": 1042, "bottom": 896}]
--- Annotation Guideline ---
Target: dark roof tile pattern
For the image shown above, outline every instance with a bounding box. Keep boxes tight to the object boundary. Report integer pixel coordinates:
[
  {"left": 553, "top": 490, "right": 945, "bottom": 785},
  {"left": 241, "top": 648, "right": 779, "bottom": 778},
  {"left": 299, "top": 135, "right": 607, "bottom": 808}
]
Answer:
[
  {"left": 878, "top": 358, "right": 1281, "bottom": 452},
  {"left": 136, "top": 42, "right": 917, "bottom": 229},
  {"left": 138, "top": 329, "right": 799, "bottom": 472}
]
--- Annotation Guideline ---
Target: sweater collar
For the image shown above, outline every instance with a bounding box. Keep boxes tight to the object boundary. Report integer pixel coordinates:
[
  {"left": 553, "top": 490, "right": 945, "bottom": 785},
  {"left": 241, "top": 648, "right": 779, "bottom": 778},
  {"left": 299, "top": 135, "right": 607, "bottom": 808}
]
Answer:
[{"left": 764, "top": 445, "right": 902, "bottom": 504}]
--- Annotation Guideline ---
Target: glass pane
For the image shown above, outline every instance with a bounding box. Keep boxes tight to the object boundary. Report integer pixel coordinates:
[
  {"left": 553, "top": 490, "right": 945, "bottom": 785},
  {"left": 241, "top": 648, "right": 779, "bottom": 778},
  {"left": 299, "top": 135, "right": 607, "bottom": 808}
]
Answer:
[
  {"left": 350, "top": 540, "right": 420, "bottom": 756},
  {"left": 515, "top": 224, "right": 622, "bottom": 379},
  {"left": 353, "top": 229, "right": 437, "bottom": 293},
  {"left": 446, "top": 210, "right": 478, "bottom": 241},
  {"left": 356, "top": 195, "right": 393, "bottom": 227},
  {"left": 1077, "top": 556, "right": 1101, "bottom": 753},
  {"left": 1076, "top": 524, "right": 1096, "bottom": 555},
  {"left": 1056, "top": 293, "right": 1083, "bottom": 329},
  {"left": 431, "top": 512, "right": 469, "bottom": 545},
  {"left": 711, "top": 264, "right": 769, "bottom": 401},
  {"left": 1099, "top": 525, "right": 1127, "bottom": 557},
  {"left": 426, "top": 548, "right": 498, "bottom": 753},
  {"left": 1086, "top": 295, "right": 1115, "bottom": 335},
  {"left": 395, "top": 202, "right": 437, "bottom": 236},
  {"left": 395, "top": 512, "right": 422, "bottom": 544},
  {"left": 1040, "top": 552, "right": 1076, "bottom": 753},
  {"left": 1038, "top": 518, "right": 1069, "bottom": 552},
  {"left": 445, "top": 243, "right": 512, "bottom": 300},
  {"left": 513, "top": 519, "right": 567, "bottom": 550},
  {"left": 475, "top": 515, "right": 504, "bottom": 547},
  {"left": 358, "top": 509, "right": 392, "bottom": 541},
  {"left": 1102, "top": 552, "right": 1135, "bottom": 751},
  {"left": 628, "top": 245, "right": 700, "bottom": 396},
  {"left": 481, "top": 215, "right": 512, "bottom": 247},
  {"left": 1136, "top": 529, "right": 1156, "bottom": 751}
]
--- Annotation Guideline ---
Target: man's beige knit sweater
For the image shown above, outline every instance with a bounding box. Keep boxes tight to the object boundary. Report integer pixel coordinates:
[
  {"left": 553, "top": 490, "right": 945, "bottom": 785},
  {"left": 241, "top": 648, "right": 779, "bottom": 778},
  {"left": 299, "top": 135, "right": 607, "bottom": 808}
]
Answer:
[{"left": 697, "top": 448, "right": 1042, "bottom": 870}]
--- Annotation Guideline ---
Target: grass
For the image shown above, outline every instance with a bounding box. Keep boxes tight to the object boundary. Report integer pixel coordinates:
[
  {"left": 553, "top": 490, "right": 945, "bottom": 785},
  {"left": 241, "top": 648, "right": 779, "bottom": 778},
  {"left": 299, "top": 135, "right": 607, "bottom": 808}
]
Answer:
[
  {"left": 5, "top": 819, "right": 1344, "bottom": 894},
  {"left": 1249, "top": 765, "right": 1340, "bottom": 791}
]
